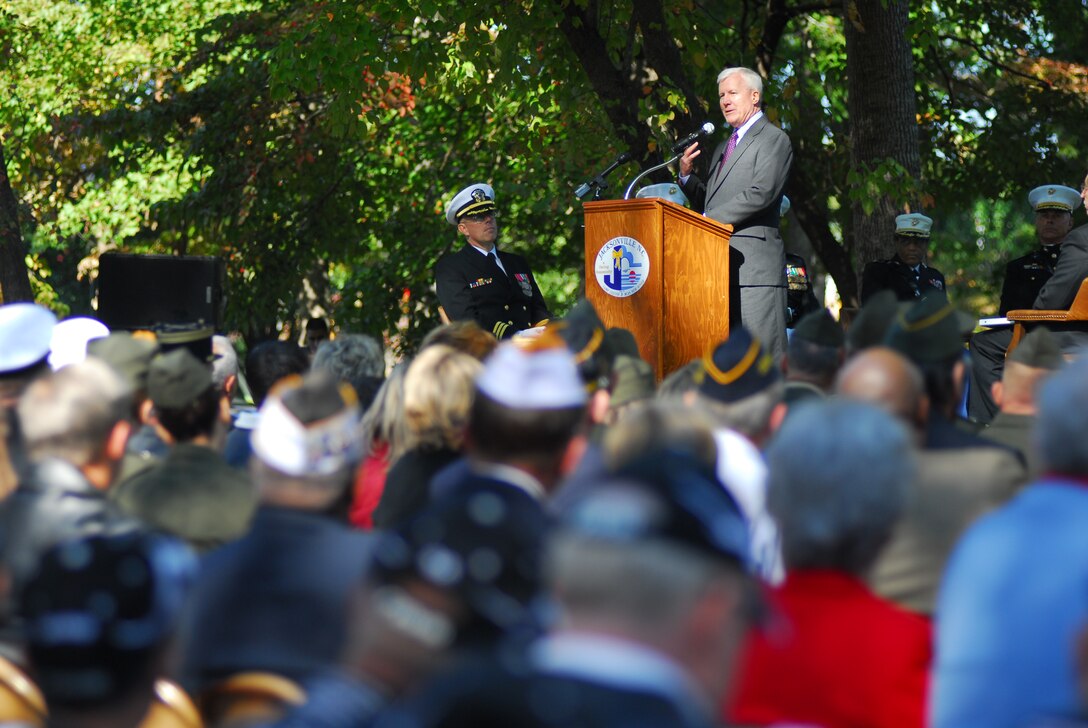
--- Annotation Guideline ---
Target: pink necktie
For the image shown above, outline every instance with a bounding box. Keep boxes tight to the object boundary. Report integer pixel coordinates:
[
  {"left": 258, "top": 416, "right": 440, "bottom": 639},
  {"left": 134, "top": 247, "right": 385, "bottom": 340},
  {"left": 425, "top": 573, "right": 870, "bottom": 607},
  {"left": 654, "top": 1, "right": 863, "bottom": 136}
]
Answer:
[{"left": 719, "top": 130, "right": 739, "bottom": 172}]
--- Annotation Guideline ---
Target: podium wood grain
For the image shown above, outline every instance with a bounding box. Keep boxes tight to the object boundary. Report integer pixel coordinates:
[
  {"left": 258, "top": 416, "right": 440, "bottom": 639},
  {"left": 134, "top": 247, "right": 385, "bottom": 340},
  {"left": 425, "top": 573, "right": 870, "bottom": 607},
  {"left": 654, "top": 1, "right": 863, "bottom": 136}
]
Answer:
[{"left": 584, "top": 199, "right": 732, "bottom": 380}]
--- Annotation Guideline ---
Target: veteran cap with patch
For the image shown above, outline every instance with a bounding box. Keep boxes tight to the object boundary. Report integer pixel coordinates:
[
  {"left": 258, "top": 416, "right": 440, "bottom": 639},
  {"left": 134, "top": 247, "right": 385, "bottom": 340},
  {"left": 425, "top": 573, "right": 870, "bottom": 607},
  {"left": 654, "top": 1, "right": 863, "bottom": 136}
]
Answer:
[
  {"left": 156, "top": 322, "right": 215, "bottom": 363},
  {"left": 371, "top": 485, "right": 547, "bottom": 640},
  {"left": 20, "top": 532, "right": 197, "bottom": 706},
  {"left": 1028, "top": 184, "right": 1081, "bottom": 213},
  {"left": 696, "top": 326, "right": 780, "bottom": 403},
  {"left": 895, "top": 213, "right": 933, "bottom": 238},
  {"left": 1008, "top": 327, "right": 1065, "bottom": 370},
  {"left": 477, "top": 338, "right": 587, "bottom": 410},
  {"left": 792, "top": 308, "right": 844, "bottom": 348},
  {"left": 87, "top": 332, "right": 160, "bottom": 392},
  {"left": 884, "top": 294, "right": 975, "bottom": 365},
  {"left": 251, "top": 370, "right": 363, "bottom": 477},
  {"left": 446, "top": 183, "right": 497, "bottom": 225},
  {"left": 0, "top": 303, "right": 57, "bottom": 374},
  {"left": 148, "top": 348, "right": 213, "bottom": 409}
]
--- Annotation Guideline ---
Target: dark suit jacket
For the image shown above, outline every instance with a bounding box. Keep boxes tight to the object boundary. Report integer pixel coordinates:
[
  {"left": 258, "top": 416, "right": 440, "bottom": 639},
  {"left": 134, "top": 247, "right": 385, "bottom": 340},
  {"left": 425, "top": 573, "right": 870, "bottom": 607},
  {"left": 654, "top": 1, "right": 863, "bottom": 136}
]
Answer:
[
  {"left": 178, "top": 506, "right": 373, "bottom": 693},
  {"left": 435, "top": 244, "right": 550, "bottom": 339},
  {"left": 681, "top": 115, "right": 793, "bottom": 286}
]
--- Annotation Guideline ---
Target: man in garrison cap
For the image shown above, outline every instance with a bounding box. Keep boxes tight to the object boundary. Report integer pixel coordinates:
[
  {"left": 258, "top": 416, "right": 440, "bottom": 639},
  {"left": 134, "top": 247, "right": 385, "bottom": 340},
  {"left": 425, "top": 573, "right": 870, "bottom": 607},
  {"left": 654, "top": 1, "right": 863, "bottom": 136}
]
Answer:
[
  {"left": 998, "top": 184, "right": 1081, "bottom": 314},
  {"left": 112, "top": 348, "right": 255, "bottom": 552},
  {"left": 969, "top": 175, "right": 1088, "bottom": 424},
  {"left": 861, "top": 213, "right": 946, "bottom": 303},
  {"left": 434, "top": 183, "right": 550, "bottom": 340}
]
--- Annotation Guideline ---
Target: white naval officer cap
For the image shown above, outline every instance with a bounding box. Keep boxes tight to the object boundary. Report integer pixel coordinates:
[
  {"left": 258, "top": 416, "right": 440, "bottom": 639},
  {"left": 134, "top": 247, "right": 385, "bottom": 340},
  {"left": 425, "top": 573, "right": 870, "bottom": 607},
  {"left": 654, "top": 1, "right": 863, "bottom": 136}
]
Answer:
[
  {"left": 48, "top": 316, "right": 110, "bottom": 370},
  {"left": 894, "top": 212, "right": 933, "bottom": 238},
  {"left": 445, "top": 183, "right": 497, "bottom": 225},
  {"left": 0, "top": 302, "right": 57, "bottom": 373},
  {"left": 1028, "top": 185, "right": 1080, "bottom": 213}
]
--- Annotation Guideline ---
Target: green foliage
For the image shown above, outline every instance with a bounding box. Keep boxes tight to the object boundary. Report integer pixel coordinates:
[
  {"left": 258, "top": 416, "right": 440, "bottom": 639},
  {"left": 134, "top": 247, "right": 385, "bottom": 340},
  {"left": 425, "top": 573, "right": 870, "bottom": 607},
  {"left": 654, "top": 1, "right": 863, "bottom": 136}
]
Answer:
[{"left": 2, "top": 0, "right": 1088, "bottom": 349}]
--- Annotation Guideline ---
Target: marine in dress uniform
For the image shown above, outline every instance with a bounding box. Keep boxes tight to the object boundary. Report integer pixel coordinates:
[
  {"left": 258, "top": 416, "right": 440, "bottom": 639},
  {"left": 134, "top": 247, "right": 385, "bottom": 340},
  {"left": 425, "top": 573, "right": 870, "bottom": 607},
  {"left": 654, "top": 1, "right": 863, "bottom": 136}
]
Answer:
[
  {"left": 997, "top": 184, "right": 1079, "bottom": 314},
  {"left": 860, "top": 213, "right": 946, "bottom": 303},
  {"left": 969, "top": 183, "right": 1086, "bottom": 424},
  {"left": 435, "top": 183, "right": 550, "bottom": 340}
]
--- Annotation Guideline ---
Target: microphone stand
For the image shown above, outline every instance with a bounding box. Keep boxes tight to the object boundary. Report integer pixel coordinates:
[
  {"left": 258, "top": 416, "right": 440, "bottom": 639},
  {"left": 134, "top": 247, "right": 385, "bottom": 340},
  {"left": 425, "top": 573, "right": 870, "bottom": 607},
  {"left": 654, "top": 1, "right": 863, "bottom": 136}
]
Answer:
[
  {"left": 624, "top": 152, "right": 682, "bottom": 200},
  {"left": 574, "top": 152, "right": 633, "bottom": 200}
]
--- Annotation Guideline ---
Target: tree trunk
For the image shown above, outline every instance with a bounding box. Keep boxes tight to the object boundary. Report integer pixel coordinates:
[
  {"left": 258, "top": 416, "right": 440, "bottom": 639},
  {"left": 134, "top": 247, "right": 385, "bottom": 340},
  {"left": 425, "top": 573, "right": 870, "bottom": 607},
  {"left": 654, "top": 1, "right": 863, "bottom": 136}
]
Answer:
[
  {"left": 843, "top": 0, "right": 921, "bottom": 289},
  {"left": 0, "top": 136, "right": 33, "bottom": 303}
]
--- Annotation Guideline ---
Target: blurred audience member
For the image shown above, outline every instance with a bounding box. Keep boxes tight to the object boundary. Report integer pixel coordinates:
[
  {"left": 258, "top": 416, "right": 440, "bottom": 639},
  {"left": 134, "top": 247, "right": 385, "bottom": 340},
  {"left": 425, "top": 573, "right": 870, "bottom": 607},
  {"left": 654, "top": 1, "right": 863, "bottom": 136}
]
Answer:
[
  {"left": 180, "top": 370, "right": 370, "bottom": 693},
  {"left": 934, "top": 356, "right": 1088, "bottom": 727},
  {"left": 727, "top": 400, "right": 930, "bottom": 728},
  {"left": 373, "top": 346, "right": 481, "bottom": 528},
  {"left": 113, "top": 349, "right": 254, "bottom": 551},
  {"left": 19, "top": 532, "right": 197, "bottom": 728},
  {"left": 224, "top": 340, "right": 309, "bottom": 469},
  {"left": 350, "top": 364, "right": 410, "bottom": 530}
]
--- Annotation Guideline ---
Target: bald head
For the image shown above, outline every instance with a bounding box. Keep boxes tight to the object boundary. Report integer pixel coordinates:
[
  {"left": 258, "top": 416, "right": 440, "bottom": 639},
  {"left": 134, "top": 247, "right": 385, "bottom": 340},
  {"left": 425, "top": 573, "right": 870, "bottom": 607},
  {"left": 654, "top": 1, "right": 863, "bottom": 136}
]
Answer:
[
  {"left": 834, "top": 347, "right": 927, "bottom": 433},
  {"left": 994, "top": 360, "right": 1054, "bottom": 416}
]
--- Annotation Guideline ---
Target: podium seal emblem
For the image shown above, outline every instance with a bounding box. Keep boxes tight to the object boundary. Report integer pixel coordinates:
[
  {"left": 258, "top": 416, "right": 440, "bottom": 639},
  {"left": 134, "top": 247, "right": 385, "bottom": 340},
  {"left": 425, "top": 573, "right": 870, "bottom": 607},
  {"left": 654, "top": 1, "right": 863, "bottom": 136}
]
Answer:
[{"left": 594, "top": 236, "right": 649, "bottom": 298}]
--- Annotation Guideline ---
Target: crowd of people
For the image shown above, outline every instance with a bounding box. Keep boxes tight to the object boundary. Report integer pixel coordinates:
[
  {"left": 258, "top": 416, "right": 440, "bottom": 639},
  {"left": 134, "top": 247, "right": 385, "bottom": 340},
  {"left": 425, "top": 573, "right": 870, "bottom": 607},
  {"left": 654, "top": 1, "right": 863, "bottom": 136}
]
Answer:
[
  {"left": 3, "top": 60, "right": 1088, "bottom": 728},
  {"left": 0, "top": 273, "right": 1085, "bottom": 728}
]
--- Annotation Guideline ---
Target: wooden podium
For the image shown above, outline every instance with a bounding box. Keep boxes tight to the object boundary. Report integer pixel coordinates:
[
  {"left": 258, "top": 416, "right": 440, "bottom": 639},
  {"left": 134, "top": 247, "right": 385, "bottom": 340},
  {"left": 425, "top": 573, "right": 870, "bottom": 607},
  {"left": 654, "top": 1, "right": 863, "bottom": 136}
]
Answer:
[{"left": 584, "top": 198, "right": 733, "bottom": 380}]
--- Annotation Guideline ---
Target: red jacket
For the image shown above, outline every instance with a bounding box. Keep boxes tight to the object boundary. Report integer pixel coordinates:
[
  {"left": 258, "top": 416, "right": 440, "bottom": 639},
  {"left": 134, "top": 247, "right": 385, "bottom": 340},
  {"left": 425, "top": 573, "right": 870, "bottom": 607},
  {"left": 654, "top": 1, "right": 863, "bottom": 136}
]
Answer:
[
  {"left": 349, "top": 442, "right": 389, "bottom": 529},
  {"left": 727, "top": 570, "right": 931, "bottom": 728}
]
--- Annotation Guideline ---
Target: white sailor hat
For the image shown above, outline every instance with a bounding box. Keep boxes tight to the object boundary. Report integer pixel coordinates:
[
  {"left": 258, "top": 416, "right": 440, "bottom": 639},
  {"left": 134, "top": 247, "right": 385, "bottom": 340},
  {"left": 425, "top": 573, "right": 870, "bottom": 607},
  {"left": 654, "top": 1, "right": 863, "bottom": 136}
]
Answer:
[
  {"left": 894, "top": 213, "right": 933, "bottom": 238},
  {"left": 477, "top": 337, "right": 587, "bottom": 409},
  {"left": 0, "top": 303, "right": 57, "bottom": 373},
  {"left": 1028, "top": 185, "right": 1080, "bottom": 213},
  {"left": 49, "top": 316, "right": 110, "bottom": 370},
  {"left": 445, "top": 183, "right": 496, "bottom": 225}
]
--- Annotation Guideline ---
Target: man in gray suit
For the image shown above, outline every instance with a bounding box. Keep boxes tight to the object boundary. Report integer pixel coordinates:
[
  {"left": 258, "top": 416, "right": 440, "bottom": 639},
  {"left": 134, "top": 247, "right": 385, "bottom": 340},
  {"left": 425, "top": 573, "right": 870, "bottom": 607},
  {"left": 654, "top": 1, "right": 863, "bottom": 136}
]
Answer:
[{"left": 679, "top": 66, "right": 793, "bottom": 361}]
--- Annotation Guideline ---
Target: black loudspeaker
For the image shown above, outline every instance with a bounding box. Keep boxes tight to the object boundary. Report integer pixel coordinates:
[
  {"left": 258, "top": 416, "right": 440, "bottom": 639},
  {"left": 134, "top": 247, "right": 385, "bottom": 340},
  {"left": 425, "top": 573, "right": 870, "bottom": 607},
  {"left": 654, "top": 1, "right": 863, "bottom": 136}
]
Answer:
[{"left": 96, "top": 253, "right": 225, "bottom": 331}]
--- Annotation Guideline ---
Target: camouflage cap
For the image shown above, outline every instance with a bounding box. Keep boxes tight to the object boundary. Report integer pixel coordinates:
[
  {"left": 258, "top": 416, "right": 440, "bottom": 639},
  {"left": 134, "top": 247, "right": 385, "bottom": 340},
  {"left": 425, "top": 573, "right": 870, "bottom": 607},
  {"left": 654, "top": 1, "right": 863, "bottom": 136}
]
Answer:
[
  {"left": 148, "top": 348, "right": 212, "bottom": 409},
  {"left": 1008, "top": 327, "right": 1065, "bottom": 370}
]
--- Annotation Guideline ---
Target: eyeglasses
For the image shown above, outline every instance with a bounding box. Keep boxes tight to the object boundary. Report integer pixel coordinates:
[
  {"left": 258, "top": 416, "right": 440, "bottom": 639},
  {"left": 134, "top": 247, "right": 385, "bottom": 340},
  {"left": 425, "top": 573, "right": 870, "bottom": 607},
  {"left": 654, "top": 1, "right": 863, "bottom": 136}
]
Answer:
[{"left": 462, "top": 211, "right": 497, "bottom": 223}]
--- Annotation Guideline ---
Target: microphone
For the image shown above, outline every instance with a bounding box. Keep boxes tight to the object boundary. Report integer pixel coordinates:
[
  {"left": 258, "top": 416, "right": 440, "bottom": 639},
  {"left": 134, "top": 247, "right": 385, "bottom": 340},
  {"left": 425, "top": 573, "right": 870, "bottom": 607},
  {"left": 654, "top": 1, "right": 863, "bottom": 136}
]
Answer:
[
  {"left": 671, "top": 122, "right": 716, "bottom": 154},
  {"left": 574, "top": 151, "right": 634, "bottom": 200}
]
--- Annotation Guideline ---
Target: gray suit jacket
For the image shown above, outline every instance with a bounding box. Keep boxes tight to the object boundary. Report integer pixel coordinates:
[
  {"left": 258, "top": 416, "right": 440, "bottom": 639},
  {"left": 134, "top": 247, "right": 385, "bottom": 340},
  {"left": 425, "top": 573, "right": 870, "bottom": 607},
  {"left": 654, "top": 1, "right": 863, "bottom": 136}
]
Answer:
[
  {"left": 1035, "top": 222, "right": 1088, "bottom": 310},
  {"left": 681, "top": 115, "right": 793, "bottom": 286}
]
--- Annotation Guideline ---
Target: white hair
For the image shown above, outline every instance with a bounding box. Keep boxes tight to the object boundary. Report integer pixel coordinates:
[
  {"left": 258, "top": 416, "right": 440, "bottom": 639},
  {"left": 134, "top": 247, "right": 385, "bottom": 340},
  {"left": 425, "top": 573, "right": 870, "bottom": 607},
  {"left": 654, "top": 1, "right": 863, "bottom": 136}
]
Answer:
[{"left": 716, "top": 67, "right": 763, "bottom": 96}]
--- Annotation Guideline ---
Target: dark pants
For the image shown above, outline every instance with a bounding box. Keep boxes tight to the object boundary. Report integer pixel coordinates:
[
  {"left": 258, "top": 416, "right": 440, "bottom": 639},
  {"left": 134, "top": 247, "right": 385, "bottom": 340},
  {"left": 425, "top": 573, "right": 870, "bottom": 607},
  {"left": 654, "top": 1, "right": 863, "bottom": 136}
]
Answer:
[{"left": 968, "top": 327, "right": 1014, "bottom": 425}]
